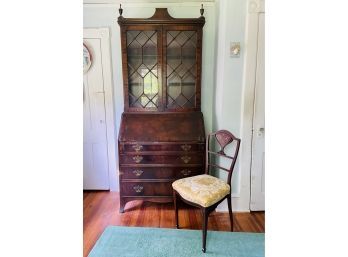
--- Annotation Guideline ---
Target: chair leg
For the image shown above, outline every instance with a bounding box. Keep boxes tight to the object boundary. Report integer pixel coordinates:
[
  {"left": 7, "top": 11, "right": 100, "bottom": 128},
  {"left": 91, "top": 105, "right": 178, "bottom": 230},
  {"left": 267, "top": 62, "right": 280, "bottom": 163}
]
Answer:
[
  {"left": 119, "top": 198, "right": 125, "bottom": 213},
  {"left": 202, "top": 208, "right": 208, "bottom": 253},
  {"left": 227, "top": 195, "right": 233, "bottom": 232},
  {"left": 173, "top": 190, "right": 179, "bottom": 229}
]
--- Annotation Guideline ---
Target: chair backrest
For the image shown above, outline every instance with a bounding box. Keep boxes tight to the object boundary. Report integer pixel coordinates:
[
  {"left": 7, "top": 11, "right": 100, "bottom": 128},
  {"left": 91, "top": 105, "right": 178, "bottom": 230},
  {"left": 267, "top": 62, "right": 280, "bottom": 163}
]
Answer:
[{"left": 205, "top": 130, "right": 241, "bottom": 186}]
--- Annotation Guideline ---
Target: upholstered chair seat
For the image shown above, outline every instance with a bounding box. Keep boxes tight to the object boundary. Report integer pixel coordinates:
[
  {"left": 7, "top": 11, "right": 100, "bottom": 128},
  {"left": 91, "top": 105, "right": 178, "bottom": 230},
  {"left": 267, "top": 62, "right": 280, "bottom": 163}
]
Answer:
[{"left": 172, "top": 174, "right": 230, "bottom": 208}]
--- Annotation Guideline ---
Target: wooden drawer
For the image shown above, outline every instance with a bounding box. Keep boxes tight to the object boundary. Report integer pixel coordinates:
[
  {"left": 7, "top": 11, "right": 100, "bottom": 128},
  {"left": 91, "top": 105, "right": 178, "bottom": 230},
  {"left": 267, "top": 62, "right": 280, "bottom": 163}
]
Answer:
[
  {"left": 121, "top": 182, "right": 173, "bottom": 196},
  {"left": 120, "top": 167, "right": 203, "bottom": 180},
  {"left": 120, "top": 154, "right": 204, "bottom": 165},
  {"left": 121, "top": 143, "right": 204, "bottom": 153}
]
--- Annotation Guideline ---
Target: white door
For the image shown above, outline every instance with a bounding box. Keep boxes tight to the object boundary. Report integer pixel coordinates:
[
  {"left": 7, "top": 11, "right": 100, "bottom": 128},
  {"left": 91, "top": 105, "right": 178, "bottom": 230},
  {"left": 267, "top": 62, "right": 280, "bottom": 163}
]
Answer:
[
  {"left": 250, "top": 13, "right": 265, "bottom": 211},
  {"left": 83, "top": 37, "right": 110, "bottom": 190}
]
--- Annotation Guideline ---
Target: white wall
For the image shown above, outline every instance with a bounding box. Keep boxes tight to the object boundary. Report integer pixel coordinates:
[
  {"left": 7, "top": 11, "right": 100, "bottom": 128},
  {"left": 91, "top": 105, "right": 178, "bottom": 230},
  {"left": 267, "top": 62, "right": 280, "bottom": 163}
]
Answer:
[
  {"left": 213, "top": 0, "right": 252, "bottom": 212},
  {"left": 84, "top": 1, "right": 216, "bottom": 191}
]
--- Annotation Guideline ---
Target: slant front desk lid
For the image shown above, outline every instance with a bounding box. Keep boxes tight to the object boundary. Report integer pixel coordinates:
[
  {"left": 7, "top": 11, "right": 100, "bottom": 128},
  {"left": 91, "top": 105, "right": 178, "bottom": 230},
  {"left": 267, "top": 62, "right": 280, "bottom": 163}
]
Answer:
[{"left": 119, "top": 112, "right": 205, "bottom": 143}]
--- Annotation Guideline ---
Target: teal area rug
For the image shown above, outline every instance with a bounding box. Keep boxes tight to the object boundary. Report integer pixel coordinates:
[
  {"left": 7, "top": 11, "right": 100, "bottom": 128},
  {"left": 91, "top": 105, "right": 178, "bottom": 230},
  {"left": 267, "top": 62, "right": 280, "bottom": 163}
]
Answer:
[{"left": 88, "top": 226, "right": 264, "bottom": 257}]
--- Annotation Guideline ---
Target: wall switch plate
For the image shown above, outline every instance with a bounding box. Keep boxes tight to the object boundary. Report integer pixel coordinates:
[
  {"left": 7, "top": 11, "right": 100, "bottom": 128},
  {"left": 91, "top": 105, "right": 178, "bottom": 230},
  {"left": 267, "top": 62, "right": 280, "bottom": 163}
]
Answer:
[{"left": 230, "top": 42, "right": 241, "bottom": 58}]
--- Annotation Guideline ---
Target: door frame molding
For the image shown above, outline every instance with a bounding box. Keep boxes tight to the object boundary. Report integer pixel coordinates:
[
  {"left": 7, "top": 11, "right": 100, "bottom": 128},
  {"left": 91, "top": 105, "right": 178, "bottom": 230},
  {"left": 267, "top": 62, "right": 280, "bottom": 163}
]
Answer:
[
  {"left": 84, "top": 28, "right": 117, "bottom": 190},
  {"left": 239, "top": 0, "right": 264, "bottom": 210}
]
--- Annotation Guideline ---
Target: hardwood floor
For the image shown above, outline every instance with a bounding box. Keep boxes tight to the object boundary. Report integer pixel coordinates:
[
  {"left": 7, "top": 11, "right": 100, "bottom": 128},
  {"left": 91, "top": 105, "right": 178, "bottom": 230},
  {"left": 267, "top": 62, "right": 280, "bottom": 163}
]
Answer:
[{"left": 83, "top": 191, "right": 265, "bottom": 257}]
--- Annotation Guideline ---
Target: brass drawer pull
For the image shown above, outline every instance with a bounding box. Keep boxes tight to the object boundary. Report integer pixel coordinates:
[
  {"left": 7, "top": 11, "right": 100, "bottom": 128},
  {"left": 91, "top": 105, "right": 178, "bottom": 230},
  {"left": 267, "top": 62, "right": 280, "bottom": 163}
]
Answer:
[
  {"left": 181, "top": 144, "right": 191, "bottom": 151},
  {"left": 181, "top": 169, "right": 192, "bottom": 176},
  {"left": 181, "top": 156, "right": 191, "bottom": 164},
  {"left": 133, "top": 185, "right": 143, "bottom": 193},
  {"left": 132, "top": 170, "right": 144, "bottom": 177},
  {"left": 132, "top": 155, "right": 143, "bottom": 163},
  {"left": 132, "top": 144, "right": 143, "bottom": 152}
]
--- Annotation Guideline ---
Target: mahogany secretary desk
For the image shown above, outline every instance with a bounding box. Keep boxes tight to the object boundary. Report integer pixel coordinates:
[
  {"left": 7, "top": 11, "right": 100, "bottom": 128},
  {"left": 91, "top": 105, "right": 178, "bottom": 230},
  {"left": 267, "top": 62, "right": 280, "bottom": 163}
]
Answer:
[{"left": 117, "top": 5, "right": 206, "bottom": 212}]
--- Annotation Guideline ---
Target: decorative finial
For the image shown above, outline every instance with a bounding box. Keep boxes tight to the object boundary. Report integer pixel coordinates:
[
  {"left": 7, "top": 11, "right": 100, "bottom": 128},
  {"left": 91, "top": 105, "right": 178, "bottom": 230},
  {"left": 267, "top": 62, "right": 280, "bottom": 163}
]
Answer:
[
  {"left": 200, "top": 4, "right": 204, "bottom": 16},
  {"left": 119, "top": 4, "right": 123, "bottom": 16}
]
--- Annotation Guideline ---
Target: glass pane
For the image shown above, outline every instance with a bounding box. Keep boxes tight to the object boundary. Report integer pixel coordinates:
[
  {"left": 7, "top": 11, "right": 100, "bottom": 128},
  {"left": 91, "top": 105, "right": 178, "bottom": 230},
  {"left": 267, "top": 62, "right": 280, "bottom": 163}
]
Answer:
[
  {"left": 143, "top": 32, "right": 157, "bottom": 68},
  {"left": 168, "top": 84, "right": 180, "bottom": 99},
  {"left": 129, "top": 73, "right": 143, "bottom": 98},
  {"left": 166, "top": 31, "right": 197, "bottom": 109},
  {"left": 127, "top": 31, "right": 140, "bottom": 46},
  {"left": 175, "top": 95, "right": 188, "bottom": 107},
  {"left": 128, "top": 40, "right": 142, "bottom": 70},
  {"left": 144, "top": 72, "right": 159, "bottom": 98},
  {"left": 127, "top": 30, "right": 159, "bottom": 109}
]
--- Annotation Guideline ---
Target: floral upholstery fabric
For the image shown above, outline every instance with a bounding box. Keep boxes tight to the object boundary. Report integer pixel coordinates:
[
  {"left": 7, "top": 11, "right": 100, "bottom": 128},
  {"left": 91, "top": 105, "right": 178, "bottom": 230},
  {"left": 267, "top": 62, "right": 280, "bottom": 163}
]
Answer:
[{"left": 172, "top": 174, "right": 230, "bottom": 207}]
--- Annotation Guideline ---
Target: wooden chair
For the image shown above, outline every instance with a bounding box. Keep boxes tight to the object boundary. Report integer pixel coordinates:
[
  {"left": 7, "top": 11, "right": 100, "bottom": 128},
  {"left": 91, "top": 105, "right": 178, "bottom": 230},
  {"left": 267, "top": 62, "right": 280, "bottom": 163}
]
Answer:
[{"left": 172, "top": 130, "right": 241, "bottom": 253}]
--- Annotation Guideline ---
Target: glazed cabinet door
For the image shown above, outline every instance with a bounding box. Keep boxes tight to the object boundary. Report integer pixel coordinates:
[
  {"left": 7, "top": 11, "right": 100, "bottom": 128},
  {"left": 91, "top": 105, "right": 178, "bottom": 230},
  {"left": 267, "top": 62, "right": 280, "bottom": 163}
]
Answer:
[
  {"left": 163, "top": 26, "right": 203, "bottom": 111},
  {"left": 121, "top": 26, "right": 163, "bottom": 111}
]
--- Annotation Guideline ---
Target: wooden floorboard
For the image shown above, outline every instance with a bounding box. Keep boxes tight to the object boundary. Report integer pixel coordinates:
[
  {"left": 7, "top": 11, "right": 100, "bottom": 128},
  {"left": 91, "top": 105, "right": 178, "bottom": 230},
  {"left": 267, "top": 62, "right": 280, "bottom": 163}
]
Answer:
[{"left": 83, "top": 191, "right": 265, "bottom": 257}]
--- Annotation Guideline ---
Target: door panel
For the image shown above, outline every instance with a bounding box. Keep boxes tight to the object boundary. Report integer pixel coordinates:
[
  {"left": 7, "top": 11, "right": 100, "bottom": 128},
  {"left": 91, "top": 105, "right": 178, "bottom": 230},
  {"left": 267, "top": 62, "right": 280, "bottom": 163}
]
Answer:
[
  {"left": 162, "top": 26, "right": 201, "bottom": 111},
  {"left": 83, "top": 38, "right": 109, "bottom": 190},
  {"left": 250, "top": 13, "right": 265, "bottom": 211},
  {"left": 127, "top": 30, "right": 159, "bottom": 109},
  {"left": 124, "top": 26, "right": 163, "bottom": 111}
]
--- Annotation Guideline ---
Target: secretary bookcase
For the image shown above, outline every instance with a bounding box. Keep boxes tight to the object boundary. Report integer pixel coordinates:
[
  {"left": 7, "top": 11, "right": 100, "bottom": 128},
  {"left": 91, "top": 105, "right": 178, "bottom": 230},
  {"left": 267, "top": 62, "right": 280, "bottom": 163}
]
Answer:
[{"left": 117, "top": 6, "right": 206, "bottom": 212}]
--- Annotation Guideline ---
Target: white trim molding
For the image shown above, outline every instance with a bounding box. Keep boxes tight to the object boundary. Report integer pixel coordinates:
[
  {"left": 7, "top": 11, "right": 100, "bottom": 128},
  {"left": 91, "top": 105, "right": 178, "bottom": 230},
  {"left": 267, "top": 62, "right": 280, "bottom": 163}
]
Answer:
[
  {"left": 84, "top": 28, "right": 118, "bottom": 191},
  {"left": 238, "top": 0, "right": 264, "bottom": 211}
]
